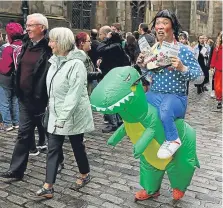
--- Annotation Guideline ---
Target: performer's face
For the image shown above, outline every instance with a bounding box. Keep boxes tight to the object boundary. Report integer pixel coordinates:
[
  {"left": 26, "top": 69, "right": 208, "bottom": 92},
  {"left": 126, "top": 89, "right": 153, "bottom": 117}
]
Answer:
[{"left": 155, "top": 17, "right": 174, "bottom": 43}]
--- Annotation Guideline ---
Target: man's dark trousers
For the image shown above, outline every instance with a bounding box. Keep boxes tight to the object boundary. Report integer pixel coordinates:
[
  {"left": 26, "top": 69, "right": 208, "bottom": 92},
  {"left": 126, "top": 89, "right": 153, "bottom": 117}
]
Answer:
[{"left": 9, "top": 100, "right": 44, "bottom": 175}]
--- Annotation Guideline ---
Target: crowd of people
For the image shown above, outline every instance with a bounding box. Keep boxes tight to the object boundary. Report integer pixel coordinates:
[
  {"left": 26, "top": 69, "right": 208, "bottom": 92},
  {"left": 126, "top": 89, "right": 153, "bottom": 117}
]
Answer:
[{"left": 0, "top": 10, "right": 221, "bottom": 199}]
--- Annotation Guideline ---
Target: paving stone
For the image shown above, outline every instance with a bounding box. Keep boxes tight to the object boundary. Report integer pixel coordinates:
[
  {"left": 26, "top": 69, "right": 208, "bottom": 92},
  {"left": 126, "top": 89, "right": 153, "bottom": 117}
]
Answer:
[
  {"left": 138, "top": 199, "right": 162, "bottom": 207},
  {"left": 79, "top": 186, "right": 101, "bottom": 196},
  {"left": 115, "top": 163, "right": 133, "bottom": 169},
  {"left": 25, "top": 202, "right": 50, "bottom": 208},
  {"left": 80, "top": 195, "right": 104, "bottom": 206},
  {"left": 63, "top": 188, "right": 82, "bottom": 198},
  {"left": 7, "top": 194, "right": 28, "bottom": 205},
  {"left": 59, "top": 195, "right": 88, "bottom": 208},
  {"left": 92, "top": 178, "right": 111, "bottom": 186},
  {"left": 204, "top": 202, "right": 223, "bottom": 208},
  {"left": 0, "top": 198, "right": 23, "bottom": 208},
  {"left": 196, "top": 193, "right": 221, "bottom": 204},
  {"left": 100, "top": 193, "right": 124, "bottom": 204},
  {"left": 102, "top": 202, "right": 123, "bottom": 208},
  {"left": 104, "top": 170, "right": 122, "bottom": 177},
  {"left": 0, "top": 182, "right": 10, "bottom": 189},
  {"left": 0, "top": 190, "right": 8, "bottom": 198},
  {"left": 108, "top": 176, "right": 127, "bottom": 185},
  {"left": 86, "top": 206, "right": 99, "bottom": 208},
  {"left": 110, "top": 183, "right": 130, "bottom": 192},
  {"left": 42, "top": 199, "right": 66, "bottom": 208},
  {"left": 215, "top": 176, "right": 222, "bottom": 182},
  {"left": 192, "top": 181, "right": 218, "bottom": 191}
]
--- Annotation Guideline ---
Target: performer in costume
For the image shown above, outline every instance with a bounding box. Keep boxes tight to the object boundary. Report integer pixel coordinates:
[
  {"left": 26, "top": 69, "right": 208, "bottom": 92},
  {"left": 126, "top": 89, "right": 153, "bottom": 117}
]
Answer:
[
  {"left": 90, "top": 9, "right": 203, "bottom": 202},
  {"left": 139, "top": 10, "right": 204, "bottom": 159}
]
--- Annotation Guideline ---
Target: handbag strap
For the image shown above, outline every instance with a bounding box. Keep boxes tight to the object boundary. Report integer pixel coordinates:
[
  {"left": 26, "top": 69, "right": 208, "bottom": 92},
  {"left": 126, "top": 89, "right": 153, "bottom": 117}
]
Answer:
[{"left": 48, "top": 62, "right": 65, "bottom": 98}]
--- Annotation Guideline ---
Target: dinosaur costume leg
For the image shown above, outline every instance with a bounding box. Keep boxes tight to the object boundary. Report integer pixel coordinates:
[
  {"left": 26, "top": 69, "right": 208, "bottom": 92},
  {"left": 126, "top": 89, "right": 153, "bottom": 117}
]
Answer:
[
  {"left": 166, "top": 122, "right": 200, "bottom": 199},
  {"left": 140, "top": 155, "right": 165, "bottom": 194}
]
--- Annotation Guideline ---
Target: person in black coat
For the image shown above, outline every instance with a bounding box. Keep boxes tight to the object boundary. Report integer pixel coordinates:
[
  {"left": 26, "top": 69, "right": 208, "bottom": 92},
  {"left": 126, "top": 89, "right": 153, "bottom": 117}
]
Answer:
[
  {"left": 97, "top": 26, "right": 130, "bottom": 133},
  {"left": 0, "top": 13, "right": 52, "bottom": 180},
  {"left": 88, "top": 29, "right": 100, "bottom": 68},
  {"left": 97, "top": 26, "right": 129, "bottom": 76}
]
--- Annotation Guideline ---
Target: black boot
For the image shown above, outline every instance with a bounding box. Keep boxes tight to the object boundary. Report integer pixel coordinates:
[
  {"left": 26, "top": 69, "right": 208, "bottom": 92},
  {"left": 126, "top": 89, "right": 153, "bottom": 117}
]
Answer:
[
  {"left": 197, "top": 86, "right": 202, "bottom": 94},
  {"left": 0, "top": 171, "right": 24, "bottom": 180},
  {"left": 102, "top": 125, "right": 118, "bottom": 133},
  {"left": 217, "top": 102, "right": 222, "bottom": 109}
]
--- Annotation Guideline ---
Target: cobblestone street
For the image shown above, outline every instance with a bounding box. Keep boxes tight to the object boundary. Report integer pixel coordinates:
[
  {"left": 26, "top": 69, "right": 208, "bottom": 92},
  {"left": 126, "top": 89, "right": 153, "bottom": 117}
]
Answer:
[{"left": 0, "top": 85, "right": 222, "bottom": 208}]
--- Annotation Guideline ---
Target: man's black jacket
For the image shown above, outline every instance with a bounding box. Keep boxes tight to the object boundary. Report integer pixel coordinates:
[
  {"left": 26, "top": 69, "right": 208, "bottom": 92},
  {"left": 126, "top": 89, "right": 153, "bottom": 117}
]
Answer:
[
  {"left": 97, "top": 37, "right": 128, "bottom": 76},
  {"left": 88, "top": 38, "right": 100, "bottom": 67},
  {"left": 15, "top": 33, "right": 52, "bottom": 113}
]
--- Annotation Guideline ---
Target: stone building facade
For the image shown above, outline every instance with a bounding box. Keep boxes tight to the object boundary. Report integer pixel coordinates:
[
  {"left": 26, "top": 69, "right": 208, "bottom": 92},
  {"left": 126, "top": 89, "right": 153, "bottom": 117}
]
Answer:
[{"left": 0, "top": 1, "right": 222, "bottom": 40}]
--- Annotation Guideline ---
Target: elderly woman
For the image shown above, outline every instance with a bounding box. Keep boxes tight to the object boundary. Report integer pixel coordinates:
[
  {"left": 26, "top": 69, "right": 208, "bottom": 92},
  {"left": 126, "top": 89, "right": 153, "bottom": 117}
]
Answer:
[
  {"left": 36, "top": 27, "right": 94, "bottom": 198},
  {"left": 75, "top": 32, "right": 102, "bottom": 95}
]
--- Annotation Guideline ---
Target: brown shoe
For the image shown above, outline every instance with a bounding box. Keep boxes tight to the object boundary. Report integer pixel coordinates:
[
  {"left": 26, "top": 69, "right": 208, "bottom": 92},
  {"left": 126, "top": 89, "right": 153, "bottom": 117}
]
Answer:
[{"left": 36, "top": 187, "right": 54, "bottom": 199}]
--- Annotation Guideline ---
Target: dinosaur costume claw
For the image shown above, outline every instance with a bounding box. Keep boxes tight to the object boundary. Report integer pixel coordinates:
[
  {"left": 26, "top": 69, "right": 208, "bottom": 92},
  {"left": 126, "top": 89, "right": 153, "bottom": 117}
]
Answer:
[{"left": 90, "top": 66, "right": 199, "bottom": 201}]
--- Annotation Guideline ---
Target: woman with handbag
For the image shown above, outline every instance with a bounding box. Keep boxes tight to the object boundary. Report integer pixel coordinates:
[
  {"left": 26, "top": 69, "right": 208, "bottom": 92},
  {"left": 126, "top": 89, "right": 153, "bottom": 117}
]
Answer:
[{"left": 36, "top": 27, "right": 94, "bottom": 198}]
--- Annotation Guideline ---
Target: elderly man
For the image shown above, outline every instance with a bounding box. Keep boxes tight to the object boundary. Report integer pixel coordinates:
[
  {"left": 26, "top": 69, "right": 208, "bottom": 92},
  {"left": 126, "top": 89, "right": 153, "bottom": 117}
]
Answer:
[{"left": 0, "top": 13, "right": 52, "bottom": 180}]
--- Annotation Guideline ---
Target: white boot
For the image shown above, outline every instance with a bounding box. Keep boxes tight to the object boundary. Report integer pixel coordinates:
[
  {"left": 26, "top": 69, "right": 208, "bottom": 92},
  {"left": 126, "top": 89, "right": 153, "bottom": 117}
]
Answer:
[{"left": 157, "top": 138, "right": 182, "bottom": 159}]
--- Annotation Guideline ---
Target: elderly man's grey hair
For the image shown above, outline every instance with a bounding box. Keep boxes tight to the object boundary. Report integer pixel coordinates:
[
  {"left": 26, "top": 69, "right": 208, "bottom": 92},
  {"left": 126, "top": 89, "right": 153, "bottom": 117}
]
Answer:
[
  {"left": 100, "top": 26, "right": 112, "bottom": 35},
  {"left": 49, "top": 27, "right": 74, "bottom": 53},
  {"left": 27, "top": 13, "right": 49, "bottom": 29}
]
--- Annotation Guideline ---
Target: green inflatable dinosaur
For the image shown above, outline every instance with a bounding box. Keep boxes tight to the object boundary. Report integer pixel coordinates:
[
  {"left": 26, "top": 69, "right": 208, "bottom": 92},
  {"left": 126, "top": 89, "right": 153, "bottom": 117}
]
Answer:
[{"left": 90, "top": 66, "right": 199, "bottom": 201}]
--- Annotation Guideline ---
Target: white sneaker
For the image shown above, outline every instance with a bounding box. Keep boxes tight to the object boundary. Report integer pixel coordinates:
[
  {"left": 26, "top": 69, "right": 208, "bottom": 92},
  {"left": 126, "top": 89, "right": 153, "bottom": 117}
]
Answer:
[
  {"left": 6, "top": 126, "right": 14, "bottom": 132},
  {"left": 29, "top": 149, "right": 40, "bottom": 156},
  {"left": 157, "top": 138, "right": 181, "bottom": 159},
  {"left": 210, "top": 90, "right": 215, "bottom": 98},
  {"left": 36, "top": 144, "right": 47, "bottom": 150}
]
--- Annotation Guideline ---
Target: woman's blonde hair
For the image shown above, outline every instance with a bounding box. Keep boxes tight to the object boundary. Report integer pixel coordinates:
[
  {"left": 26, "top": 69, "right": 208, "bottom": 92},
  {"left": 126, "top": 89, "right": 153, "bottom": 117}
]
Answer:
[
  {"left": 190, "top": 41, "right": 197, "bottom": 48},
  {"left": 49, "top": 27, "right": 74, "bottom": 53}
]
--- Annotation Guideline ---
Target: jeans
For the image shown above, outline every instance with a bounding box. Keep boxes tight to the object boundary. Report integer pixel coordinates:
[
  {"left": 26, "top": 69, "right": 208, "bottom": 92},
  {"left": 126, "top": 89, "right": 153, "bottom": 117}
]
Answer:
[
  {"left": 0, "top": 86, "right": 19, "bottom": 126},
  {"left": 146, "top": 91, "right": 187, "bottom": 141},
  {"left": 45, "top": 133, "right": 90, "bottom": 184}
]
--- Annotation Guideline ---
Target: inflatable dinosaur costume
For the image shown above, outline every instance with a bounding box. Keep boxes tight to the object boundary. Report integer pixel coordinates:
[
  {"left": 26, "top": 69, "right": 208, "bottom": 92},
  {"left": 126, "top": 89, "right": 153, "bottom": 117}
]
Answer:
[{"left": 90, "top": 66, "right": 199, "bottom": 201}]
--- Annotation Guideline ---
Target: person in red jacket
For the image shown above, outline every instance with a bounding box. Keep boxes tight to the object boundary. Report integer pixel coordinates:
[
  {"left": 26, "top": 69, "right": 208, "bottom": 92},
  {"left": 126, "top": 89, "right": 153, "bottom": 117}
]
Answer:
[
  {"left": 0, "top": 22, "right": 23, "bottom": 131},
  {"left": 210, "top": 31, "right": 222, "bottom": 109}
]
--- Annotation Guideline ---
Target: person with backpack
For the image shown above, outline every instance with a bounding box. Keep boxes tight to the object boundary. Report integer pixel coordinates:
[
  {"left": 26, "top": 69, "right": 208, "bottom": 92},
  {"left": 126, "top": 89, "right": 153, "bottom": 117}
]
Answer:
[{"left": 0, "top": 22, "right": 23, "bottom": 131}]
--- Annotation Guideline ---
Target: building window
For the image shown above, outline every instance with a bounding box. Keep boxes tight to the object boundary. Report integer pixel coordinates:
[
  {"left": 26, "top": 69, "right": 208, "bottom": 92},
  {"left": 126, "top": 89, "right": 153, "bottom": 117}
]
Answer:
[
  {"left": 72, "top": 1, "right": 94, "bottom": 29},
  {"left": 131, "top": 1, "right": 146, "bottom": 31},
  {"left": 197, "top": 0, "right": 209, "bottom": 13}
]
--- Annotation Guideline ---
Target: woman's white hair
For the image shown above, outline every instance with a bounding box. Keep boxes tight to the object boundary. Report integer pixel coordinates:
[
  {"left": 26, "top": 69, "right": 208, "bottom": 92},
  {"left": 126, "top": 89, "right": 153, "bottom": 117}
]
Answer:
[
  {"left": 49, "top": 27, "right": 74, "bottom": 53},
  {"left": 27, "top": 13, "right": 48, "bottom": 29}
]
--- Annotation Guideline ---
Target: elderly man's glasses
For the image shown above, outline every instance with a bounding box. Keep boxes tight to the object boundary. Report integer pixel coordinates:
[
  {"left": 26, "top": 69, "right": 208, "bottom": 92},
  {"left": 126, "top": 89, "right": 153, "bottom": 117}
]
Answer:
[{"left": 25, "top": 24, "right": 42, "bottom": 28}]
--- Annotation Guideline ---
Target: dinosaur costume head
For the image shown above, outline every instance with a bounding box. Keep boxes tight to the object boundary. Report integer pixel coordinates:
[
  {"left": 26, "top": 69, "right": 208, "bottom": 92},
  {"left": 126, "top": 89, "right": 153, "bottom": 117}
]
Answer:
[{"left": 90, "top": 66, "right": 148, "bottom": 122}]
